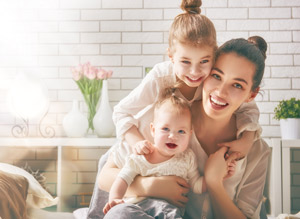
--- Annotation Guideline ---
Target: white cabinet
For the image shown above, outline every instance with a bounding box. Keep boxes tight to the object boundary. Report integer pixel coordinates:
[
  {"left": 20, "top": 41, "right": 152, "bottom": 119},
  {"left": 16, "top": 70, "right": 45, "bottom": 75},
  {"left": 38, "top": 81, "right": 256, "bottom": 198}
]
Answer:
[
  {"left": 270, "top": 139, "right": 300, "bottom": 216},
  {"left": 0, "top": 137, "right": 116, "bottom": 211}
]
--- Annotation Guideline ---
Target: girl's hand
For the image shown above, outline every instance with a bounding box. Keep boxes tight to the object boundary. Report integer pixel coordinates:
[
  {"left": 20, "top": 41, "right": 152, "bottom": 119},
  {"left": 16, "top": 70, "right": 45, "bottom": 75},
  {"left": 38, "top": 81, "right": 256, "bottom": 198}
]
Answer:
[
  {"left": 218, "top": 131, "right": 255, "bottom": 158},
  {"left": 204, "top": 147, "right": 240, "bottom": 186},
  {"left": 133, "top": 140, "right": 154, "bottom": 155},
  {"left": 103, "top": 199, "right": 124, "bottom": 214},
  {"left": 145, "top": 175, "right": 190, "bottom": 207}
]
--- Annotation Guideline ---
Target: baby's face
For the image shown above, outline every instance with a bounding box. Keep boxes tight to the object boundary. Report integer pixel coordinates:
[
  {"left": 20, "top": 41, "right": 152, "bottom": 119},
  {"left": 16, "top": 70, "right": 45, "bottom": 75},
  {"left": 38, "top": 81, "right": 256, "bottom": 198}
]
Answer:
[{"left": 151, "top": 103, "right": 192, "bottom": 158}]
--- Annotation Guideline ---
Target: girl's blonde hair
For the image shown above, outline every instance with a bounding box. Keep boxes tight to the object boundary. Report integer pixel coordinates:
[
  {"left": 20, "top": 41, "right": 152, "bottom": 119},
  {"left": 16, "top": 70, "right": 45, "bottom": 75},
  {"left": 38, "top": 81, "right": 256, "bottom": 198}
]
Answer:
[{"left": 168, "top": 0, "right": 217, "bottom": 54}]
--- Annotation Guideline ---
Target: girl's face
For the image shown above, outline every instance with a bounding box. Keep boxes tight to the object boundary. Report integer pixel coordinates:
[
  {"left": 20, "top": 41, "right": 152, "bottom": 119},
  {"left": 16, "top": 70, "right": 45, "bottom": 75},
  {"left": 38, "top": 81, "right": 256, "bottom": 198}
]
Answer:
[
  {"left": 150, "top": 103, "right": 192, "bottom": 158},
  {"left": 202, "top": 52, "right": 258, "bottom": 120},
  {"left": 169, "top": 42, "right": 214, "bottom": 88}
]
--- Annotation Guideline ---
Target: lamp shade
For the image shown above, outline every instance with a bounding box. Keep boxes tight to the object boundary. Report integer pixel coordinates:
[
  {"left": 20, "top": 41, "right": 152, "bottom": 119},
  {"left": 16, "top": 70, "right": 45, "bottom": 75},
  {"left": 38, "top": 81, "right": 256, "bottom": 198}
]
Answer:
[{"left": 7, "top": 73, "right": 49, "bottom": 120}]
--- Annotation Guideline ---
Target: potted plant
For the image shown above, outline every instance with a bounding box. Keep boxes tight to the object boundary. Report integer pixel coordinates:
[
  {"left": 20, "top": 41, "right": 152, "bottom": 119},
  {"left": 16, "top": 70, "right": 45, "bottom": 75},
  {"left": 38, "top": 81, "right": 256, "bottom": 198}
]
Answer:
[{"left": 274, "top": 98, "right": 300, "bottom": 139}]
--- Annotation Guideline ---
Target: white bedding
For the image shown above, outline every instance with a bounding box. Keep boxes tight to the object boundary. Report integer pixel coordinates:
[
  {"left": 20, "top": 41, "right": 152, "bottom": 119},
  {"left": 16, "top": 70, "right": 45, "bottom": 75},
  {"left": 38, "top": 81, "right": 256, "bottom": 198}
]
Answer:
[{"left": 28, "top": 208, "right": 75, "bottom": 219}]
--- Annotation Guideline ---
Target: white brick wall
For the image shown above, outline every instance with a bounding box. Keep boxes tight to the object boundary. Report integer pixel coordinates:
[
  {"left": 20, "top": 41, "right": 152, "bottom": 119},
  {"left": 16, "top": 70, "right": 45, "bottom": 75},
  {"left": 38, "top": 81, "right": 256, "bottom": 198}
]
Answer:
[{"left": 0, "top": 0, "right": 299, "bottom": 140}]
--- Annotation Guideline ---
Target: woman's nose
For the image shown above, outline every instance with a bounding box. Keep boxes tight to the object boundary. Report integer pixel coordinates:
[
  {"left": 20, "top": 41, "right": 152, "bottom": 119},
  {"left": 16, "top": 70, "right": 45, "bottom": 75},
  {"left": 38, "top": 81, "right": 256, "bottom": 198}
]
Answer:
[{"left": 216, "top": 83, "right": 228, "bottom": 98}]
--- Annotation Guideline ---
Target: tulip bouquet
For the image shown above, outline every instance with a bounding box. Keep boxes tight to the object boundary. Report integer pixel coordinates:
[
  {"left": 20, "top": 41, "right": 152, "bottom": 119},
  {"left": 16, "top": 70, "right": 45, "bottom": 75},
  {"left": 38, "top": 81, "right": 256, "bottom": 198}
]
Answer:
[{"left": 72, "top": 62, "right": 113, "bottom": 131}]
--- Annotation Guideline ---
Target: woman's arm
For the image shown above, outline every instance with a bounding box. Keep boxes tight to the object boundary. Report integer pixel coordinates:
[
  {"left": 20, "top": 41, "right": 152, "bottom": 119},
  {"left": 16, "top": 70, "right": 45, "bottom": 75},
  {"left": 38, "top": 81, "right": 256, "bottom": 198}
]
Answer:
[
  {"left": 98, "top": 155, "right": 190, "bottom": 207},
  {"left": 204, "top": 147, "right": 246, "bottom": 219}
]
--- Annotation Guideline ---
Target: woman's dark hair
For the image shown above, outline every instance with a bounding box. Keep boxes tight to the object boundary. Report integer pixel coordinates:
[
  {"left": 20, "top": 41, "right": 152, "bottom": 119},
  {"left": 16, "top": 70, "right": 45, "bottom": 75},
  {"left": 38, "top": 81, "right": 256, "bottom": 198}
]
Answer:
[{"left": 216, "top": 36, "right": 267, "bottom": 91}]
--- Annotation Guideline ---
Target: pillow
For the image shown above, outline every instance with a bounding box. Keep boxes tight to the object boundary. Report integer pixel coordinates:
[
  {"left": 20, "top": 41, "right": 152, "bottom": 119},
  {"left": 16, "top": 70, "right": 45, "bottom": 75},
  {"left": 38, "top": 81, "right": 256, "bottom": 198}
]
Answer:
[{"left": 0, "top": 162, "right": 58, "bottom": 208}]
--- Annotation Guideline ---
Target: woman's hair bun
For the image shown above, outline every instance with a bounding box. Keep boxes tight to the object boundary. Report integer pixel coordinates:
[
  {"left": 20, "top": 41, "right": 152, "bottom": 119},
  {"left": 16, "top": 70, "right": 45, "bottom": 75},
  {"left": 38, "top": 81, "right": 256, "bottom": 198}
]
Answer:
[
  {"left": 248, "top": 36, "right": 267, "bottom": 60},
  {"left": 180, "top": 0, "right": 202, "bottom": 14}
]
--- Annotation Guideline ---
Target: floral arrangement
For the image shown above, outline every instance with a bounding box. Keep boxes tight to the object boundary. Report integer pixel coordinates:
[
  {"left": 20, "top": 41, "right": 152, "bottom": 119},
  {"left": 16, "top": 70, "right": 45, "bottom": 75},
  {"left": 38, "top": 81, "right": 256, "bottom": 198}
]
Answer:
[{"left": 72, "top": 62, "right": 113, "bottom": 131}]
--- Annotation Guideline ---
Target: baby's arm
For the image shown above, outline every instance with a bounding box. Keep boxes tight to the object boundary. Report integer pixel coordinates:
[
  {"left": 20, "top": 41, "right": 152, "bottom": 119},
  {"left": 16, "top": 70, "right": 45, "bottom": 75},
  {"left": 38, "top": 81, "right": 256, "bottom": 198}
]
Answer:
[{"left": 103, "top": 177, "right": 127, "bottom": 214}]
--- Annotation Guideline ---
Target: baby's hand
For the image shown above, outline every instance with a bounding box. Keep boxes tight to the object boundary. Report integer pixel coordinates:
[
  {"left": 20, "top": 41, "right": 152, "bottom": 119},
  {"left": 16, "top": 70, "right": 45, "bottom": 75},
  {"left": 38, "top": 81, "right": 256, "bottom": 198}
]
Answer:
[
  {"left": 103, "top": 199, "right": 124, "bottom": 214},
  {"left": 223, "top": 152, "right": 239, "bottom": 180},
  {"left": 133, "top": 140, "right": 154, "bottom": 155}
]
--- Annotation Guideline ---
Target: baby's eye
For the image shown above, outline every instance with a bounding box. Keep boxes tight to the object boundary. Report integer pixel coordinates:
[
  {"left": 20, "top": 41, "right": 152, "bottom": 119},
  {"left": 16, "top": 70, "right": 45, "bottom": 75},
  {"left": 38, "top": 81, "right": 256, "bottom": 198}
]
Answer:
[
  {"left": 162, "top": 127, "right": 169, "bottom": 131},
  {"left": 178, "top": 130, "right": 186, "bottom": 134},
  {"left": 233, "top": 83, "right": 242, "bottom": 89},
  {"left": 200, "top": 60, "right": 209, "bottom": 64},
  {"left": 211, "top": 73, "right": 221, "bottom": 80}
]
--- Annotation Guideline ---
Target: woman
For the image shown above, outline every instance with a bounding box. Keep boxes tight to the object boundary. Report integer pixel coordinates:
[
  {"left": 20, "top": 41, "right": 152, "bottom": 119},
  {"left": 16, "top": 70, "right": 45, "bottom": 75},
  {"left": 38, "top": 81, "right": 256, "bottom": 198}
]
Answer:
[
  {"left": 185, "top": 36, "right": 270, "bottom": 218},
  {"left": 96, "top": 36, "right": 270, "bottom": 219}
]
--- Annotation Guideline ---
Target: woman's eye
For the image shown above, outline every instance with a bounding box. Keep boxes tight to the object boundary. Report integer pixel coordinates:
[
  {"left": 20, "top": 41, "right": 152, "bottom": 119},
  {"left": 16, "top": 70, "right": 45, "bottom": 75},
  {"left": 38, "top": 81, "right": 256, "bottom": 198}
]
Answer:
[
  {"left": 211, "top": 73, "right": 221, "bottom": 80},
  {"left": 178, "top": 130, "right": 186, "bottom": 134},
  {"left": 181, "top": 60, "right": 190, "bottom": 64},
  {"left": 234, "top": 83, "right": 242, "bottom": 89},
  {"left": 200, "top": 60, "right": 209, "bottom": 64}
]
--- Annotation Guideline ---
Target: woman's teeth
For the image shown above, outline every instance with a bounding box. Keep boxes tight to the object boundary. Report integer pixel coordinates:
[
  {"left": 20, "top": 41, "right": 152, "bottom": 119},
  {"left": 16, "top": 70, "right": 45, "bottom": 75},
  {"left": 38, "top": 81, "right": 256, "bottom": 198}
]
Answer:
[{"left": 211, "top": 96, "right": 227, "bottom": 106}]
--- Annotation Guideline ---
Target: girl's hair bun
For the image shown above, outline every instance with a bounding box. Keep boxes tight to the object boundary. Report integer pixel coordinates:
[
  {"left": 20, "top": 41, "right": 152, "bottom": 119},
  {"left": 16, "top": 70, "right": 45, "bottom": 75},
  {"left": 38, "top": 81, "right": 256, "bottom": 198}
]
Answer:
[
  {"left": 180, "top": 0, "right": 202, "bottom": 14},
  {"left": 248, "top": 36, "right": 267, "bottom": 60}
]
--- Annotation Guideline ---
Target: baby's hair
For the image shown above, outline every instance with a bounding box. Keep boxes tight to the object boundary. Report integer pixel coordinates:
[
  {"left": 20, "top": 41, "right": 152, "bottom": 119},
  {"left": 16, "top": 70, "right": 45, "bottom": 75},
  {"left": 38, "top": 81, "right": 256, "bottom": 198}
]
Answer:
[
  {"left": 168, "top": 0, "right": 217, "bottom": 55},
  {"left": 216, "top": 36, "right": 267, "bottom": 91},
  {"left": 154, "top": 87, "right": 192, "bottom": 122}
]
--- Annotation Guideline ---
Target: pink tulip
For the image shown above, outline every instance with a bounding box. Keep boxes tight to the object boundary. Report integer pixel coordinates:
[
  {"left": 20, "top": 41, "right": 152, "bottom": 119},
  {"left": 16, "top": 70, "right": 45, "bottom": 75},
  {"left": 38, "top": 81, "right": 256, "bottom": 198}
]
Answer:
[
  {"left": 97, "top": 69, "right": 113, "bottom": 80},
  {"left": 72, "top": 66, "right": 83, "bottom": 81},
  {"left": 83, "top": 62, "right": 96, "bottom": 80}
]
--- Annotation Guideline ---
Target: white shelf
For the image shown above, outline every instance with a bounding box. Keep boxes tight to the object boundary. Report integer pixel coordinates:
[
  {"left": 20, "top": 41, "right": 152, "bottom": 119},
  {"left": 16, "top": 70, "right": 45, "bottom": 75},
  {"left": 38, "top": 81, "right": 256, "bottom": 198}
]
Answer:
[
  {"left": 0, "top": 137, "right": 117, "bottom": 211},
  {"left": 0, "top": 137, "right": 116, "bottom": 147}
]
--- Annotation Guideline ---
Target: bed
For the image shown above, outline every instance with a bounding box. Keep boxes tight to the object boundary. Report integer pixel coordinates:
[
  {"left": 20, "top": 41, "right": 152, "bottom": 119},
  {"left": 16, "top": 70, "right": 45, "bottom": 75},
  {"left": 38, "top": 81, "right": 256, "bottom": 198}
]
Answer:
[{"left": 0, "top": 162, "right": 75, "bottom": 219}]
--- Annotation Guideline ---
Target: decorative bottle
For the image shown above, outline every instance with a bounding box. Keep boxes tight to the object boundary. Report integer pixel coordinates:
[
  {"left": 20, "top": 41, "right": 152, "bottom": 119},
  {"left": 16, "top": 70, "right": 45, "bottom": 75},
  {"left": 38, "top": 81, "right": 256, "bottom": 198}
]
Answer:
[
  {"left": 93, "top": 80, "right": 115, "bottom": 137},
  {"left": 63, "top": 99, "right": 88, "bottom": 137}
]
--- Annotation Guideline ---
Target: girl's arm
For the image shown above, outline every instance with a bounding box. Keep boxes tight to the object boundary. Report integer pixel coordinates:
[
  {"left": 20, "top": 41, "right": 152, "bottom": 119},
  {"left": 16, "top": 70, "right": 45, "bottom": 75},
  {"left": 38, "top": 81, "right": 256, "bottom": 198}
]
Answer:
[
  {"left": 98, "top": 155, "right": 190, "bottom": 207},
  {"left": 113, "top": 63, "right": 169, "bottom": 139},
  {"left": 204, "top": 147, "right": 246, "bottom": 219},
  {"left": 220, "top": 100, "right": 260, "bottom": 158}
]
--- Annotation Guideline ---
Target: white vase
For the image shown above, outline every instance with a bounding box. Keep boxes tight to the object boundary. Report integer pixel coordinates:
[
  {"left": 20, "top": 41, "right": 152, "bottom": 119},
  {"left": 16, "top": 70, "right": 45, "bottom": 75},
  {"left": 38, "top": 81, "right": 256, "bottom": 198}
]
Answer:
[
  {"left": 280, "top": 118, "right": 300, "bottom": 139},
  {"left": 93, "top": 80, "right": 115, "bottom": 137},
  {"left": 63, "top": 99, "right": 88, "bottom": 137}
]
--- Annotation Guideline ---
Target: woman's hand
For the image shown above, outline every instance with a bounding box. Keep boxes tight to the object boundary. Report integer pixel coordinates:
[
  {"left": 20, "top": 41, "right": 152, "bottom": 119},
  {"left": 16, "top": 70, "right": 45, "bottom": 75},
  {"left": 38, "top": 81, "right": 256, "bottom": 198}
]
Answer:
[
  {"left": 204, "top": 147, "right": 240, "bottom": 187},
  {"left": 137, "top": 175, "right": 190, "bottom": 207}
]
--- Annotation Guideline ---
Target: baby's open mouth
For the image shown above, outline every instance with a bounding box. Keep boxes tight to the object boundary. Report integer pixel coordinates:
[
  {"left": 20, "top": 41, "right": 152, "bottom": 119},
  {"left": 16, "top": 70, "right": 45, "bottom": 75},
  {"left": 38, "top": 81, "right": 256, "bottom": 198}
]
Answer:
[{"left": 166, "top": 143, "right": 177, "bottom": 149}]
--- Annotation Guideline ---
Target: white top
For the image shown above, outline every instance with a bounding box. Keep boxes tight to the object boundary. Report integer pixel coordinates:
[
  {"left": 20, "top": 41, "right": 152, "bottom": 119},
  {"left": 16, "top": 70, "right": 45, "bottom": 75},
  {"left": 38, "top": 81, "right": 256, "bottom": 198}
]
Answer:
[{"left": 185, "top": 132, "right": 271, "bottom": 219}]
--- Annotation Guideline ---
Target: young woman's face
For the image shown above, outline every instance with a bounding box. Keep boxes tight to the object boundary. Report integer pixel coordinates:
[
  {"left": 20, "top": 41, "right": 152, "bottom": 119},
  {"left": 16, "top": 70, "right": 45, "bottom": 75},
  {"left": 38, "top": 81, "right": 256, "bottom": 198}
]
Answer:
[
  {"left": 150, "top": 103, "right": 192, "bottom": 158},
  {"left": 169, "top": 42, "right": 214, "bottom": 88},
  {"left": 202, "top": 52, "right": 258, "bottom": 120}
]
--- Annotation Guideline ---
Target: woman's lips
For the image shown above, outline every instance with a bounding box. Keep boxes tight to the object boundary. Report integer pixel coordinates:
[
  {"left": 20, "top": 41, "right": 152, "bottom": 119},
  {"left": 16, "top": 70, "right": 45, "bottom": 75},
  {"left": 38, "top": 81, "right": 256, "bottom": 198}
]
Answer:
[
  {"left": 210, "top": 95, "right": 228, "bottom": 110},
  {"left": 166, "top": 143, "right": 177, "bottom": 149}
]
